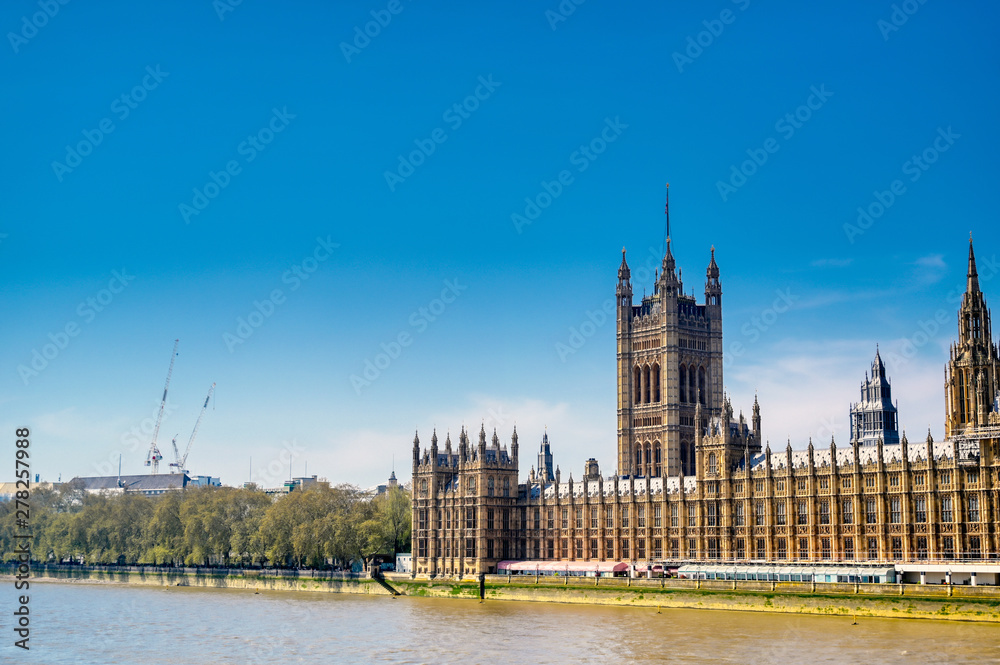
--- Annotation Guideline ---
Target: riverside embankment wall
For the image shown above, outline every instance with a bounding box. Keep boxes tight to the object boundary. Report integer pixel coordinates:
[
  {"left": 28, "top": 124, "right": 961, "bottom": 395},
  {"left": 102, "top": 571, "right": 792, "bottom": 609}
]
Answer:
[{"left": 10, "top": 565, "right": 1000, "bottom": 623}]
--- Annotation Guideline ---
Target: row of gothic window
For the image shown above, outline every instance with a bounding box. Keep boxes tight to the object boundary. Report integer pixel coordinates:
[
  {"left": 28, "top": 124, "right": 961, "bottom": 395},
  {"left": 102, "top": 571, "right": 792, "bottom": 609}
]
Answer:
[
  {"left": 632, "top": 364, "right": 710, "bottom": 405},
  {"left": 418, "top": 476, "right": 510, "bottom": 497},
  {"left": 634, "top": 442, "right": 662, "bottom": 477}
]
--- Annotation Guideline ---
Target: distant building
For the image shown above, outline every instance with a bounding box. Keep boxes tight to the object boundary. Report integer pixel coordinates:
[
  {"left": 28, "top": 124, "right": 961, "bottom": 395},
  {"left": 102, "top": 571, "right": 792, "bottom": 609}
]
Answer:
[
  {"left": 849, "top": 349, "right": 900, "bottom": 446},
  {"left": 535, "top": 431, "right": 554, "bottom": 482},
  {"left": 0, "top": 481, "right": 58, "bottom": 501},
  {"left": 370, "top": 470, "right": 403, "bottom": 497},
  {"left": 188, "top": 475, "right": 222, "bottom": 487},
  {"left": 263, "top": 475, "right": 329, "bottom": 497},
  {"left": 72, "top": 473, "right": 190, "bottom": 496}
]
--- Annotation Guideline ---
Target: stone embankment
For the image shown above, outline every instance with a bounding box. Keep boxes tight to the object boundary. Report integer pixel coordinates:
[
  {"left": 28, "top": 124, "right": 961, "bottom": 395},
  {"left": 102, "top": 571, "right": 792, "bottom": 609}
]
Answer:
[{"left": 8, "top": 565, "right": 999, "bottom": 622}]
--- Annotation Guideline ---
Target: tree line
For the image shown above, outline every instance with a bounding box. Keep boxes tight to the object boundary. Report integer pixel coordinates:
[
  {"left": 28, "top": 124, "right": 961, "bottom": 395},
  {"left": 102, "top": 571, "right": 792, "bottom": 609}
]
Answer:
[{"left": 0, "top": 482, "right": 410, "bottom": 569}]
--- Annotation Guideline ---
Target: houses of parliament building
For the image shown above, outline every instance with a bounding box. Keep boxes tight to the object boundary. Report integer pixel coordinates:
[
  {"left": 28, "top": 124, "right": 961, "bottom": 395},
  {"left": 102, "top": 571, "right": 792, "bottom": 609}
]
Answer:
[{"left": 410, "top": 236, "right": 1000, "bottom": 578}]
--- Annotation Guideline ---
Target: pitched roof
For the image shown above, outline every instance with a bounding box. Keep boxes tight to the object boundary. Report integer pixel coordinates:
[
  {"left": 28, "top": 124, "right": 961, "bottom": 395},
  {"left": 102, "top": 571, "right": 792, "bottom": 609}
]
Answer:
[{"left": 71, "top": 474, "right": 189, "bottom": 492}]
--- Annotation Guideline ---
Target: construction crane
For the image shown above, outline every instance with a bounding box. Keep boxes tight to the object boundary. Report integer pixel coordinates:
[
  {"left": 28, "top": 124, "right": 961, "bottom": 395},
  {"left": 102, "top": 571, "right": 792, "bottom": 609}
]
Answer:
[
  {"left": 169, "top": 383, "right": 215, "bottom": 475},
  {"left": 145, "top": 339, "right": 178, "bottom": 474}
]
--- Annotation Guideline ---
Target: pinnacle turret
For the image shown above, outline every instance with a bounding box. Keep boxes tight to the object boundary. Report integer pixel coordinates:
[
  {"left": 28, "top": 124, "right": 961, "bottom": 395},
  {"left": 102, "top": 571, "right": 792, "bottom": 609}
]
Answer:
[
  {"left": 968, "top": 236, "right": 980, "bottom": 294},
  {"left": 617, "top": 247, "right": 633, "bottom": 305},
  {"left": 662, "top": 237, "right": 676, "bottom": 272},
  {"left": 705, "top": 245, "right": 721, "bottom": 306}
]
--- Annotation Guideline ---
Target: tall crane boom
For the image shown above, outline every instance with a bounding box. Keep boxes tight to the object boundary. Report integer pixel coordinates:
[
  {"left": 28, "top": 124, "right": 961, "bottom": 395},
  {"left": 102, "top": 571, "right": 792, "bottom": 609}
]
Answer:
[
  {"left": 170, "top": 383, "right": 215, "bottom": 475},
  {"left": 145, "top": 339, "right": 179, "bottom": 474},
  {"left": 170, "top": 435, "right": 180, "bottom": 470}
]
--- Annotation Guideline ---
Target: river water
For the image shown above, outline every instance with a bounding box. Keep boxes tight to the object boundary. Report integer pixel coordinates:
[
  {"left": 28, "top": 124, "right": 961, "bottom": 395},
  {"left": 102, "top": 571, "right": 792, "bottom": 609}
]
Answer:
[{"left": 3, "top": 582, "right": 999, "bottom": 664}]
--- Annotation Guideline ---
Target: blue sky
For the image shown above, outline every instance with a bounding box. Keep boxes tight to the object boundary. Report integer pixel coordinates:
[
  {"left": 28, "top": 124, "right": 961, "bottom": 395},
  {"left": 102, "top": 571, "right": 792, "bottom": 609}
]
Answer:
[{"left": 2, "top": 1, "right": 998, "bottom": 488}]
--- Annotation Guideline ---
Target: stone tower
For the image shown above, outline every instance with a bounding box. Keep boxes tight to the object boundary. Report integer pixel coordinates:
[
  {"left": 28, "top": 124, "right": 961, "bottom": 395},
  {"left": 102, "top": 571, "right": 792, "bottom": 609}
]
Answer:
[
  {"left": 694, "top": 396, "right": 762, "bottom": 481},
  {"left": 849, "top": 348, "right": 900, "bottom": 446},
  {"left": 537, "top": 430, "right": 554, "bottom": 482},
  {"left": 410, "top": 426, "right": 520, "bottom": 577},
  {"left": 945, "top": 239, "right": 1000, "bottom": 436},
  {"left": 616, "top": 240, "right": 724, "bottom": 477}
]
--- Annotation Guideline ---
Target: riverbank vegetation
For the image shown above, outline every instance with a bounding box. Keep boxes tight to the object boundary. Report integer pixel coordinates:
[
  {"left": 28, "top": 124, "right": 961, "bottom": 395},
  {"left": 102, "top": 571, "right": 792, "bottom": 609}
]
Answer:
[{"left": 0, "top": 483, "right": 410, "bottom": 568}]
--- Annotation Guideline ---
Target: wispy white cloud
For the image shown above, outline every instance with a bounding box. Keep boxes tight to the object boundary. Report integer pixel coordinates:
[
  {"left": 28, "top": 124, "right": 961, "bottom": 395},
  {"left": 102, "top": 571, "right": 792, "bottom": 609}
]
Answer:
[
  {"left": 726, "top": 336, "right": 947, "bottom": 450},
  {"left": 913, "top": 254, "right": 946, "bottom": 269},
  {"left": 311, "top": 394, "right": 615, "bottom": 486}
]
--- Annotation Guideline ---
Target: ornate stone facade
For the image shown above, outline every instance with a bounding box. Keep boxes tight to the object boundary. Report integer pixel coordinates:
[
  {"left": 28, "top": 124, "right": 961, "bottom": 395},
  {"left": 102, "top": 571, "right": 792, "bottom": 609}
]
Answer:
[
  {"left": 615, "top": 242, "right": 723, "bottom": 477},
  {"left": 410, "top": 239, "right": 1000, "bottom": 577},
  {"left": 946, "top": 241, "right": 1000, "bottom": 437},
  {"left": 849, "top": 349, "right": 900, "bottom": 446}
]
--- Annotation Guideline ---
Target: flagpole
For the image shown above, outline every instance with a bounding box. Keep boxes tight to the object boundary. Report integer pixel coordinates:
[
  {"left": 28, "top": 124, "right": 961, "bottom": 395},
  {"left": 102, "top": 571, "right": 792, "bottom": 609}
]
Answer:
[{"left": 663, "top": 183, "right": 670, "bottom": 249}]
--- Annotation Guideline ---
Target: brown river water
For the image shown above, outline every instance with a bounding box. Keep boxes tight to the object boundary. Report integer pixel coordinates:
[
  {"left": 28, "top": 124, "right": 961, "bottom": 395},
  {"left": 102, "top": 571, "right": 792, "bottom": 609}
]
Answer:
[{"left": 3, "top": 581, "right": 999, "bottom": 664}]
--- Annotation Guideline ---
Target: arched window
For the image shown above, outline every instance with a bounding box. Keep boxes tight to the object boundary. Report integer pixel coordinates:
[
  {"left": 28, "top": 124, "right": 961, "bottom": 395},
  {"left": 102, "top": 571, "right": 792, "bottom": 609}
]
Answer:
[
  {"left": 636, "top": 446, "right": 643, "bottom": 469},
  {"left": 689, "top": 365, "right": 697, "bottom": 404},
  {"left": 652, "top": 364, "right": 661, "bottom": 402},
  {"left": 708, "top": 452, "right": 718, "bottom": 476},
  {"left": 420, "top": 479, "right": 428, "bottom": 495},
  {"left": 487, "top": 476, "right": 495, "bottom": 497},
  {"left": 699, "top": 366, "right": 707, "bottom": 405},
  {"left": 679, "top": 364, "right": 687, "bottom": 403},
  {"left": 634, "top": 366, "right": 641, "bottom": 401},
  {"left": 642, "top": 365, "right": 651, "bottom": 403},
  {"left": 468, "top": 477, "right": 476, "bottom": 494},
  {"left": 645, "top": 442, "right": 652, "bottom": 476},
  {"left": 654, "top": 443, "right": 662, "bottom": 477},
  {"left": 503, "top": 477, "right": 510, "bottom": 497}
]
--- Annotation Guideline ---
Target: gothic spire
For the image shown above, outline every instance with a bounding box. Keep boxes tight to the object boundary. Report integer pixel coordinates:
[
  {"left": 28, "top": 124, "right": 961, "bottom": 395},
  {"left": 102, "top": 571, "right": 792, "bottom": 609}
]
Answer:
[
  {"left": 873, "top": 345, "right": 886, "bottom": 378},
  {"left": 705, "top": 245, "right": 721, "bottom": 304},
  {"left": 663, "top": 236, "right": 676, "bottom": 272},
  {"left": 618, "top": 247, "right": 630, "bottom": 281},
  {"left": 968, "top": 235, "right": 980, "bottom": 294},
  {"left": 617, "top": 247, "right": 633, "bottom": 305}
]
